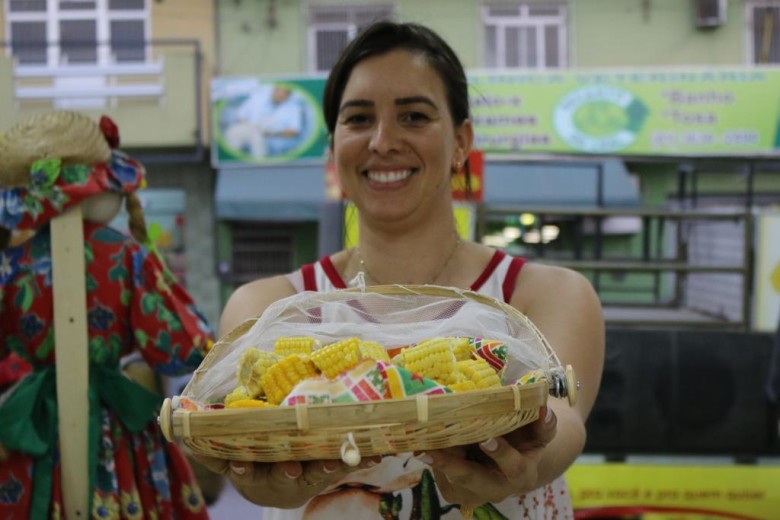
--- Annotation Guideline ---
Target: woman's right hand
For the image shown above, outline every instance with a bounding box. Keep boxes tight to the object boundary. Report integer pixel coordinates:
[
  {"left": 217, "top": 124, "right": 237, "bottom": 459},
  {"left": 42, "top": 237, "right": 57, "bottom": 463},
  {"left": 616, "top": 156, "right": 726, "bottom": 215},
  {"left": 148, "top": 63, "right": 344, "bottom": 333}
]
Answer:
[{"left": 192, "top": 454, "right": 381, "bottom": 509}]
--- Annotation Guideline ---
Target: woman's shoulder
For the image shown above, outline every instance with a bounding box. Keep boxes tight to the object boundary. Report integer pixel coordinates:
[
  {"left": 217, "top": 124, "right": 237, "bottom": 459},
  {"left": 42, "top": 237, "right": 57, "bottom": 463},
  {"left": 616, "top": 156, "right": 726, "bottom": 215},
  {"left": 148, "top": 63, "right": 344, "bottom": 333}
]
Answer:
[
  {"left": 513, "top": 261, "right": 601, "bottom": 313},
  {"left": 518, "top": 260, "right": 593, "bottom": 296},
  {"left": 218, "top": 274, "right": 297, "bottom": 336}
]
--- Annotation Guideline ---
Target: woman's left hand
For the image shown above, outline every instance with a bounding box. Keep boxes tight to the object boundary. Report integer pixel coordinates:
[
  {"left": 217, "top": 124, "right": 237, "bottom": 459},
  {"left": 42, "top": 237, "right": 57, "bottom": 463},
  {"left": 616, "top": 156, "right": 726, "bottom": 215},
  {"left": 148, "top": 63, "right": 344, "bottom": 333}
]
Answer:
[{"left": 420, "top": 406, "right": 557, "bottom": 509}]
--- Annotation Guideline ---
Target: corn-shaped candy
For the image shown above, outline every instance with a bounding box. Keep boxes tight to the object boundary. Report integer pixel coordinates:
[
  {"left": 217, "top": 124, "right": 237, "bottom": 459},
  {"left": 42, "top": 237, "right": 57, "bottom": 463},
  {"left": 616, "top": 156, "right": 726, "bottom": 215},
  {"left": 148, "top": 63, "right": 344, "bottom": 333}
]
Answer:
[
  {"left": 224, "top": 385, "right": 253, "bottom": 406},
  {"left": 310, "top": 337, "right": 363, "bottom": 378},
  {"left": 237, "top": 348, "right": 263, "bottom": 395},
  {"left": 274, "top": 336, "right": 320, "bottom": 356},
  {"left": 448, "top": 380, "right": 477, "bottom": 392},
  {"left": 450, "top": 337, "right": 476, "bottom": 361},
  {"left": 262, "top": 354, "right": 318, "bottom": 405},
  {"left": 455, "top": 358, "right": 501, "bottom": 389},
  {"left": 359, "top": 340, "right": 390, "bottom": 362},
  {"left": 252, "top": 353, "right": 281, "bottom": 397},
  {"left": 225, "top": 399, "right": 276, "bottom": 409},
  {"left": 391, "top": 337, "right": 456, "bottom": 385}
]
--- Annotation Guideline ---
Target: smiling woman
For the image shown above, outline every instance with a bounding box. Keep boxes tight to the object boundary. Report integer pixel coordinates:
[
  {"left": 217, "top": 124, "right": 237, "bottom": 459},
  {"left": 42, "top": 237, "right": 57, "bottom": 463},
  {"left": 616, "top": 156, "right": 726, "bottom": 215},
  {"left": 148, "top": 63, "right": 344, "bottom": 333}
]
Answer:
[
  {"left": 194, "top": 20, "right": 605, "bottom": 520},
  {"left": 330, "top": 48, "right": 471, "bottom": 254}
]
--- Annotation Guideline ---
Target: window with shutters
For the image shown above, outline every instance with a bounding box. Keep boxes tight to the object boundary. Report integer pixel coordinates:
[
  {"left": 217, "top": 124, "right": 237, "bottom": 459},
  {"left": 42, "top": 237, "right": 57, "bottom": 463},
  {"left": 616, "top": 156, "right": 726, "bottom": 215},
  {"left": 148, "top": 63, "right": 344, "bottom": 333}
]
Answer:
[
  {"left": 6, "top": 0, "right": 149, "bottom": 67},
  {"left": 307, "top": 4, "right": 394, "bottom": 73},
  {"left": 749, "top": 2, "right": 780, "bottom": 64},
  {"left": 482, "top": 3, "right": 567, "bottom": 69}
]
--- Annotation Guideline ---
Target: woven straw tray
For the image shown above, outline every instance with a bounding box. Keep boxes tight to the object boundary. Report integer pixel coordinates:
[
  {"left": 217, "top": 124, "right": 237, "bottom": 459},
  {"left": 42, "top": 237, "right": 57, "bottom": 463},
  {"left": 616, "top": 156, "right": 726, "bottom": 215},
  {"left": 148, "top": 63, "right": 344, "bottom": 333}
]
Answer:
[{"left": 158, "top": 285, "right": 575, "bottom": 464}]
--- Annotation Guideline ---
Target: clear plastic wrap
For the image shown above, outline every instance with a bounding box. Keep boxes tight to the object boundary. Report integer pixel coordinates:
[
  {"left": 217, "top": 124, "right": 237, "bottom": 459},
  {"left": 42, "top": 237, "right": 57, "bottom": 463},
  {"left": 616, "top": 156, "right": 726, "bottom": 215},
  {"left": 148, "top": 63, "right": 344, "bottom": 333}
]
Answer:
[{"left": 181, "top": 285, "right": 559, "bottom": 406}]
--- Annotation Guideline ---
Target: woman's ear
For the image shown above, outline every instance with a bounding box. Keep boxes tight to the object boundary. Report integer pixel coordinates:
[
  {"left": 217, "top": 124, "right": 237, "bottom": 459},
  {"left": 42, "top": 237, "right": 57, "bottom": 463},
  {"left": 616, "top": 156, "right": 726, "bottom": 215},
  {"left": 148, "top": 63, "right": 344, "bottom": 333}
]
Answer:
[{"left": 453, "top": 119, "right": 474, "bottom": 170}]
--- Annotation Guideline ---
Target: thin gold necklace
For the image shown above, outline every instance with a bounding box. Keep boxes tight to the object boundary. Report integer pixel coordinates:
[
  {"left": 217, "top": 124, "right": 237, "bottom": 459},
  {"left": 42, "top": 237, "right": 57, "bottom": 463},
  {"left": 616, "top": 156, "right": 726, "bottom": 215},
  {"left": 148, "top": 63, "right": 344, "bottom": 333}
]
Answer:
[{"left": 355, "top": 235, "right": 461, "bottom": 286}]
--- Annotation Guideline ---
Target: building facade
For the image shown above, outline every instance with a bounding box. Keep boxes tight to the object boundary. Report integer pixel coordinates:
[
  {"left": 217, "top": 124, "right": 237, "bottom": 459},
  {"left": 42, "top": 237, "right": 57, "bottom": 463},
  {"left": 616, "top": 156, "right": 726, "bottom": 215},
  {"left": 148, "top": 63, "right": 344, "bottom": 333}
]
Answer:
[
  {"left": 1, "top": 0, "right": 221, "bottom": 325},
  {"left": 3, "top": 0, "right": 779, "bottom": 329}
]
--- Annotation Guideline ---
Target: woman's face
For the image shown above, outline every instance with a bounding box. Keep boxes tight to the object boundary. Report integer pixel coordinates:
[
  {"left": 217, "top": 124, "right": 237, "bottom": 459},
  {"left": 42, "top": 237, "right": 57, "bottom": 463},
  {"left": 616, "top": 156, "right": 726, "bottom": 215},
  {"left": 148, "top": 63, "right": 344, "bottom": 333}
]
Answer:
[{"left": 333, "top": 49, "right": 472, "bottom": 225}]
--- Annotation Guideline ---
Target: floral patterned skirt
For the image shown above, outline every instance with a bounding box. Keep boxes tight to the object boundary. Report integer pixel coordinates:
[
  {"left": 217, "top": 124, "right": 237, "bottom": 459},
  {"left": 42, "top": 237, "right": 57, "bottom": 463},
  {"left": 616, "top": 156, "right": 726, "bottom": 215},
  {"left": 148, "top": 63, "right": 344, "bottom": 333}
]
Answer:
[{"left": 0, "top": 408, "right": 208, "bottom": 519}]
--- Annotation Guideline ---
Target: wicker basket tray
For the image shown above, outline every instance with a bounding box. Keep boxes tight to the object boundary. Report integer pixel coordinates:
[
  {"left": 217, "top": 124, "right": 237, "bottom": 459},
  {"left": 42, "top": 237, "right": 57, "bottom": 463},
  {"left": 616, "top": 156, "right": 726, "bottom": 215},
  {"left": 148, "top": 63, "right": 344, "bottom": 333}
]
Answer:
[{"left": 159, "top": 285, "right": 577, "bottom": 464}]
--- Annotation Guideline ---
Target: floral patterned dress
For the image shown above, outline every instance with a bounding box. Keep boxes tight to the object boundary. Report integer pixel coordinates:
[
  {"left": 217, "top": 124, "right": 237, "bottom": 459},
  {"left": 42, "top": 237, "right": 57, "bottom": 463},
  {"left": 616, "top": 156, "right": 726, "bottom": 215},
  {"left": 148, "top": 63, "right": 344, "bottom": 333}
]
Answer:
[
  {"left": 0, "top": 221, "right": 213, "bottom": 519},
  {"left": 0, "top": 352, "right": 31, "bottom": 390}
]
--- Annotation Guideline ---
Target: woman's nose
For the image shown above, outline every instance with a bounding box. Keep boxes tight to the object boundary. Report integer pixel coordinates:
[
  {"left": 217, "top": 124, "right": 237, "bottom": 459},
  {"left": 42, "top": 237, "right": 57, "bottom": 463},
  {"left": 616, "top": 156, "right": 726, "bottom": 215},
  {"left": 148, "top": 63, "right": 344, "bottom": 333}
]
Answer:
[{"left": 368, "top": 120, "right": 401, "bottom": 154}]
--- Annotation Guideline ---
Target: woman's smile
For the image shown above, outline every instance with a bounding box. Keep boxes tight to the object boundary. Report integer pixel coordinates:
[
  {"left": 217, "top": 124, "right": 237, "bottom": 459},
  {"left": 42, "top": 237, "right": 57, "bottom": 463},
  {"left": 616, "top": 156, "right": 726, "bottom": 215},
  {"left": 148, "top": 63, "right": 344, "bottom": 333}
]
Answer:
[{"left": 364, "top": 168, "right": 417, "bottom": 189}]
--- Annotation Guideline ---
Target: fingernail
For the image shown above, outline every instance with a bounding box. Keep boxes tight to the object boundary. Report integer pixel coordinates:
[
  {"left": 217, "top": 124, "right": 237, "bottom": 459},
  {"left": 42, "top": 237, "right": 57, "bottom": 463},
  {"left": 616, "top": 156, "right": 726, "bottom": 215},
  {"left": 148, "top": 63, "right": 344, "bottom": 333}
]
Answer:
[
  {"left": 230, "top": 463, "right": 246, "bottom": 476},
  {"left": 322, "top": 461, "right": 338, "bottom": 474},
  {"left": 480, "top": 438, "right": 498, "bottom": 452},
  {"left": 545, "top": 407, "right": 556, "bottom": 425},
  {"left": 284, "top": 470, "right": 299, "bottom": 480},
  {"left": 418, "top": 453, "right": 433, "bottom": 465}
]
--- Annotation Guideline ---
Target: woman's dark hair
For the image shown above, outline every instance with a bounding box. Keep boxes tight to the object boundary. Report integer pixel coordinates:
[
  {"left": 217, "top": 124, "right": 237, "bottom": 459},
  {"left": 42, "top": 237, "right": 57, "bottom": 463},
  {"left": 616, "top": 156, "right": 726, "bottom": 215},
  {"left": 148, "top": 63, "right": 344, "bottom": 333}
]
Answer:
[
  {"left": 323, "top": 21, "right": 472, "bottom": 194},
  {"left": 323, "top": 21, "right": 470, "bottom": 135}
]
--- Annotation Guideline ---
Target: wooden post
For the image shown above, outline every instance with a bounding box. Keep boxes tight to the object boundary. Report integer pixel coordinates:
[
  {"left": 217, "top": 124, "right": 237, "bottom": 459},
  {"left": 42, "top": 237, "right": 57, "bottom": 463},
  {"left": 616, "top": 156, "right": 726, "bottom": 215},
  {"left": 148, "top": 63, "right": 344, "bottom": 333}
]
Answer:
[{"left": 51, "top": 206, "right": 89, "bottom": 517}]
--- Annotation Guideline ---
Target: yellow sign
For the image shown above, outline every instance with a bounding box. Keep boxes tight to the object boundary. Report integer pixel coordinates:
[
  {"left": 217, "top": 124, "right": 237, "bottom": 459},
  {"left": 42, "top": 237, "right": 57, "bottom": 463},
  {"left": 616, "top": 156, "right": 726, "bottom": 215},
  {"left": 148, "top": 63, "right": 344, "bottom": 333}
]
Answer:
[
  {"left": 342, "top": 202, "right": 475, "bottom": 249},
  {"left": 567, "top": 463, "right": 780, "bottom": 519}
]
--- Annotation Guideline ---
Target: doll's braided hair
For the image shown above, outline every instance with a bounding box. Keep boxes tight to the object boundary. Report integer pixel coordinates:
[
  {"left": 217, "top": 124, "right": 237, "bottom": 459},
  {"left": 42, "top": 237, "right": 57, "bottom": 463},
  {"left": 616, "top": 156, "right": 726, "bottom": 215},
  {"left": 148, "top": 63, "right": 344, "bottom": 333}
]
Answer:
[
  {"left": 124, "top": 192, "right": 150, "bottom": 247},
  {"left": 98, "top": 116, "right": 151, "bottom": 249}
]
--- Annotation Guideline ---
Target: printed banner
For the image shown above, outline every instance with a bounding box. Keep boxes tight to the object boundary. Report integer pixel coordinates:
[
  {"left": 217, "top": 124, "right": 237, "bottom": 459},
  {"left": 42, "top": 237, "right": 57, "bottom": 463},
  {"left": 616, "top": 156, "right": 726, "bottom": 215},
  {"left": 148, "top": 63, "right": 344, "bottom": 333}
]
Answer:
[
  {"left": 567, "top": 463, "right": 780, "bottom": 519},
  {"left": 211, "top": 68, "right": 780, "bottom": 167},
  {"left": 469, "top": 68, "right": 780, "bottom": 156},
  {"left": 212, "top": 77, "right": 329, "bottom": 167}
]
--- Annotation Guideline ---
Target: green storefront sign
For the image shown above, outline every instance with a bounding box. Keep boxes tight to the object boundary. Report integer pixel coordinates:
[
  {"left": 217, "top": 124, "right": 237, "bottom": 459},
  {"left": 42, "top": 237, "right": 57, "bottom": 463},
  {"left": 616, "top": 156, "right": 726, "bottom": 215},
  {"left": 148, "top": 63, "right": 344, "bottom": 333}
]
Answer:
[
  {"left": 211, "top": 68, "right": 780, "bottom": 167},
  {"left": 470, "top": 68, "right": 780, "bottom": 156}
]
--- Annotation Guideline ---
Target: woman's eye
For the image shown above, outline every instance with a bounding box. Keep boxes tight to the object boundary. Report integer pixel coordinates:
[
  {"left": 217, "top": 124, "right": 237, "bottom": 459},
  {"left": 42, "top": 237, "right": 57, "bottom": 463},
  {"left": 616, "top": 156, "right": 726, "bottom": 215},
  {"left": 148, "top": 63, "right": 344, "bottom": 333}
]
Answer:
[
  {"left": 403, "top": 111, "right": 430, "bottom": 125},
  {"left": 342, "top": 113, "right": 371, "bottom": 125}
]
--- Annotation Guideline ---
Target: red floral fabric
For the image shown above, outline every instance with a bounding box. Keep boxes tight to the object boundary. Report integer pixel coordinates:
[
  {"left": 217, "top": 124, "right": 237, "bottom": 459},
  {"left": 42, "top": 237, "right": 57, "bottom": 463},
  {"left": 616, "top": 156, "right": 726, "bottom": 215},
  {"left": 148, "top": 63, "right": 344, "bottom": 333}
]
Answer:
[{"left": 0, "top": 221, "right": 214, "bottom": 518}]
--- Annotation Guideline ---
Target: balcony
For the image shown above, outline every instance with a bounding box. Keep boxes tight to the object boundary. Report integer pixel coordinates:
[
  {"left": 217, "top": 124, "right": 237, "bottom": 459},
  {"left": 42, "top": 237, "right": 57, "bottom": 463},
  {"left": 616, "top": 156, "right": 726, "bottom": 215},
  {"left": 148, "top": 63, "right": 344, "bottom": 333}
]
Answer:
[{"left": 0, "top": 39, "right": 204, "bottom": 152}]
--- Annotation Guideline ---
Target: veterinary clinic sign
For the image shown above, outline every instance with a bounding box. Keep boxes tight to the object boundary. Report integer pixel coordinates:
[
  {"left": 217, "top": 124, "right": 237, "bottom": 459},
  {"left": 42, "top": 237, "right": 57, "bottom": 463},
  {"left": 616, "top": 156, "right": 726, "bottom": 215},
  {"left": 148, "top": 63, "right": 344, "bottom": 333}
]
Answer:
[
  {"left": 469, "top": 67, "right": 780, "bottom": 156},
  {"left": 210, "top": 67, "right": 780, "bottom": 167}
]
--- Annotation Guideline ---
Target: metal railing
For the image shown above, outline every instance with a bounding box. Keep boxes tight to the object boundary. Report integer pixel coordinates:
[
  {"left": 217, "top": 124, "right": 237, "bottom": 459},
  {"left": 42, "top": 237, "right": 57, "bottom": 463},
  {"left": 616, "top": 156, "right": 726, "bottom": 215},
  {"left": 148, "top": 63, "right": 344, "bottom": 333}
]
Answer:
[{"left": 478, "top": 204, "right": 754, "bottom": 330}]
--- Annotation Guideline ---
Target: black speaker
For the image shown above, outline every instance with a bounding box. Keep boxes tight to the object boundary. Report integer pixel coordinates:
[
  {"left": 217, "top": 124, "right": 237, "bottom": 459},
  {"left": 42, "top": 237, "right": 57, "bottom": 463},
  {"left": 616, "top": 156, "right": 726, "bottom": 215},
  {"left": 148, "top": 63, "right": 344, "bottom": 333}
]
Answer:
[
  {"left": 584, "top": 329, "right": 775, "bottom": 457},
  {"left": 584, "top": 329, "right": 673, "bottom": 454},
  {"left": 669, "top": 330, "right": 773, "bottom": 454}
]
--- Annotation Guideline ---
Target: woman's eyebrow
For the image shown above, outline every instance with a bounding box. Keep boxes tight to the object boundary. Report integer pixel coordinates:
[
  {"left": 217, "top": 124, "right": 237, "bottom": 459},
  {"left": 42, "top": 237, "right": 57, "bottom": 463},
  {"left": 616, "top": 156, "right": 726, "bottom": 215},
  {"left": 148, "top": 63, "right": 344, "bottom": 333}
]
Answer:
[
  {"left": 339, "top": 96, "right": 438, "bottom": 114},
  {"left": 339, "top": 99, "right": 373, "bottom": 113},
  {"left": 396, "top": 96, "right": 437, "bottom": 109}
]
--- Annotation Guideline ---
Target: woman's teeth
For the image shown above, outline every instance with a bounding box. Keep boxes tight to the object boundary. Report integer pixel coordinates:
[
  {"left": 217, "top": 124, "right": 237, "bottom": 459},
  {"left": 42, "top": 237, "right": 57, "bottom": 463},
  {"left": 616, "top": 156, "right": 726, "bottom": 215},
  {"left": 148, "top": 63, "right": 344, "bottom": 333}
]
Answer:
[{"left": 366, "top": 169, "right": 412, "bottom": 184}]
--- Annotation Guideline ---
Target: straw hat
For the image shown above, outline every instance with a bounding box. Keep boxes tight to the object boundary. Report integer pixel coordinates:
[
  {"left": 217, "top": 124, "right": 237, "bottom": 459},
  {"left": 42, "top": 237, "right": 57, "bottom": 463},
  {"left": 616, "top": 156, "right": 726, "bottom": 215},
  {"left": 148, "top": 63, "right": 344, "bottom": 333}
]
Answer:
[
  {"left": 0, "top": 111, "right": 112, "bottom": 187},
  {"left": 0, "top": 110, "right": 145, "bottom": 234}
]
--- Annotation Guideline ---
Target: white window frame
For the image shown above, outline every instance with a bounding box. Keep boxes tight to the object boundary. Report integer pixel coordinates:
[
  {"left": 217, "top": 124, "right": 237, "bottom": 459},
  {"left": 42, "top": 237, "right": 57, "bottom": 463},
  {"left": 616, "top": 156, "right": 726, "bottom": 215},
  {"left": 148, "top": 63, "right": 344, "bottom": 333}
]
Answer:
[
  {"left": 5, "top": 0, "right": 151, "bottom": 68},
  {"left": 745, "top": 1, "right": 780, "bottom": 65},
  {"left": 481, "top": 2, "right": 567, "bottom": 69},
  {"left": 306, "top": 4, "right": 394, "bottom": 73}
]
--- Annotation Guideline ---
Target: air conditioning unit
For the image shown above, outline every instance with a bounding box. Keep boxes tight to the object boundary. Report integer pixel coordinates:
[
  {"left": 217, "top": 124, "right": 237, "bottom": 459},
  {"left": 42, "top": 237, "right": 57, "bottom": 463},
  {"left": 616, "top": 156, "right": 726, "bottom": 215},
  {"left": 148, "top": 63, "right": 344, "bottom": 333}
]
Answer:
[{"left": 693, "top": 0, "right": 727, "bottom": 28}]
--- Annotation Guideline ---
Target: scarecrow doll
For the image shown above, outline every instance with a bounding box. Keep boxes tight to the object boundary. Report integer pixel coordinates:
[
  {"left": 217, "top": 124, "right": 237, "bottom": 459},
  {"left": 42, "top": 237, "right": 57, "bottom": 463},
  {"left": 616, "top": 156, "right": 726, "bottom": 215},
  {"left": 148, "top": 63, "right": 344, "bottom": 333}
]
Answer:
[{"left": 0, "top": 111, "right": 213, "bottom": 518}]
